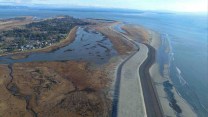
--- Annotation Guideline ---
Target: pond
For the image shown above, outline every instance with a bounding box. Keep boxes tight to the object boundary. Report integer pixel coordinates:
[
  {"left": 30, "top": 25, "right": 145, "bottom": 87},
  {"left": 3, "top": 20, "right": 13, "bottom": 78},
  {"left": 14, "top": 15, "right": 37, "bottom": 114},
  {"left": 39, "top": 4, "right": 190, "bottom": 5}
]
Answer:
[{"left": 0, "top": 27, "right": 118, "bottom": 64}]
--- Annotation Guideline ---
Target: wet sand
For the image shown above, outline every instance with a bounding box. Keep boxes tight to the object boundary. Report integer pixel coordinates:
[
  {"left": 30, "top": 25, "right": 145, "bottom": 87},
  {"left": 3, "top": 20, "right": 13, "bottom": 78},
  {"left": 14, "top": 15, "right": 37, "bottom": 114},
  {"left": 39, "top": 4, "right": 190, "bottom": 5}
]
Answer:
[
  {"left": 116, "top": 24, "right": 197, "bottom": 117},
  {"left": 149, "top": 30, "right": 197, "bottom": 117},
  {"left": 0, "top": 17, "right": 198, "bottom": 117},
  {"left": 110, "top": 23, "right": 163, "bottom": 117}
]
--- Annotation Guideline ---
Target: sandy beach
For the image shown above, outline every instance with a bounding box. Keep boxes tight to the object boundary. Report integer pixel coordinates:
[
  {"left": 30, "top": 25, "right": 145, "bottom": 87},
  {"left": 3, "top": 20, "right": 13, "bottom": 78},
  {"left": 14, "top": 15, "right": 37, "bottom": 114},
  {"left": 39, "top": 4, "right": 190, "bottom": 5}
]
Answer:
[
  {"left": 149, "top": 29, "right": 197, "bottom": 117},
  {"left": 0, "top": 16, "right": 199, "bottom": 117},
  {"left": 108, "top": 23, "right": 163, "bottom": 117},
  {"left": 117, "top": 24, "right": 198, "bottom": 117}
]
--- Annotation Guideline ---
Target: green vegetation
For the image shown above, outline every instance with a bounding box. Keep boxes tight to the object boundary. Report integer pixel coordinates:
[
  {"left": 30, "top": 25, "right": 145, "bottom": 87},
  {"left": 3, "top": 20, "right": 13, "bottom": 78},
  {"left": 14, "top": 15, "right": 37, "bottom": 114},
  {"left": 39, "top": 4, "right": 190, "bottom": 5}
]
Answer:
[{"left": 0, "top": 16, "right": 88, "bottom": 53}]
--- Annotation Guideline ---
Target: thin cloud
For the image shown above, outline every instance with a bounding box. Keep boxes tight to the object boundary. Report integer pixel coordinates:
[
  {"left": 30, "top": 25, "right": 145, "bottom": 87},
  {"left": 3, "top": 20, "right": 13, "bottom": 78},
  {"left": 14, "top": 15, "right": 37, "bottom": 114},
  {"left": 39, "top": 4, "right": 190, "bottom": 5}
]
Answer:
[{"left": 7, "top": 0, "right": 32, "bottom": 4}]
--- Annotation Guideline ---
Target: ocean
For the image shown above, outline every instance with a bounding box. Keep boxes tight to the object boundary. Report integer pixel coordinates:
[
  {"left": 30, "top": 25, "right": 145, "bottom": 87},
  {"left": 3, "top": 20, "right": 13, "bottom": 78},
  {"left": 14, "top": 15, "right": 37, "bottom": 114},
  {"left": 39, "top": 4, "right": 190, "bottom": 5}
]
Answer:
[{"left": 0, "top": 7, "right": 207, "bottom": 116}]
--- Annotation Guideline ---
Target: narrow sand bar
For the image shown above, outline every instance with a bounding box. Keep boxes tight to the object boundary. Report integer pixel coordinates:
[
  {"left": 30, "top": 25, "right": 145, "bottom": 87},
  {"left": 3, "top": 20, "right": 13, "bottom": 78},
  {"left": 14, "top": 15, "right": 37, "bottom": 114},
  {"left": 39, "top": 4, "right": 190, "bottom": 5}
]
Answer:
[{"left": 149, "top": 31, "right": 197, "bottom": 117}]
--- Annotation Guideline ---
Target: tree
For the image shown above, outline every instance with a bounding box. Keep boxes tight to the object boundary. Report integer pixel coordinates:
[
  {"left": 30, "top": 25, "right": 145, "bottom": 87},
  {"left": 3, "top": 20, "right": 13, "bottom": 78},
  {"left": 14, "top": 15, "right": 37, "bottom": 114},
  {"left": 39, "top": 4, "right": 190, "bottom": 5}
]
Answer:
[{"left": 19, "top": 37, "right": 27, "bottom": 46}]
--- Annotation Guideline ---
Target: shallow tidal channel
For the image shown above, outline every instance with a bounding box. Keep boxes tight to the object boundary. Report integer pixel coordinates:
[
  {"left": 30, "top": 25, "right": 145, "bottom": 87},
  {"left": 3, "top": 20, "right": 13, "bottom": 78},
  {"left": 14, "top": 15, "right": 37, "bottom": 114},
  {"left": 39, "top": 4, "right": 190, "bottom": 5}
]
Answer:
[{"left": 0, "top": 27, "right": 118, "bottom": 64}]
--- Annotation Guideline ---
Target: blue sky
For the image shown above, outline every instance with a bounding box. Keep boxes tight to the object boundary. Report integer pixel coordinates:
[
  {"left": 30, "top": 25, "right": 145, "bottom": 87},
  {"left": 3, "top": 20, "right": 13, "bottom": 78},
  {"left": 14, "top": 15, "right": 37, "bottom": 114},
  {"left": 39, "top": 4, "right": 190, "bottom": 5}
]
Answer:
[{"left": 0, "top": 0, "right": 207, "bottom": 12}]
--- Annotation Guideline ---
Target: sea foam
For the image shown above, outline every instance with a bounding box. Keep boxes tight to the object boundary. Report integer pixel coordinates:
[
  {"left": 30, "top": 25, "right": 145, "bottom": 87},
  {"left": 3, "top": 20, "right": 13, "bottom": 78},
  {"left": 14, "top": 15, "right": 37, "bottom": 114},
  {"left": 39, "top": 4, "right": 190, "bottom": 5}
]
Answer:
[{"left": 176, "top": 67, "right": 187, "bottom": 86}]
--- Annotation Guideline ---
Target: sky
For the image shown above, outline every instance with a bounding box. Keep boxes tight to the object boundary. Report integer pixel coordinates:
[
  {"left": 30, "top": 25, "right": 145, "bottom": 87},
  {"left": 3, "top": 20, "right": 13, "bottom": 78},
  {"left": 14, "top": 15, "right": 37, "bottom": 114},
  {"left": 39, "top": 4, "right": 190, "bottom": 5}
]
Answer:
[{"left": 0, "top": 0, "right": 207, "bottom": 12}]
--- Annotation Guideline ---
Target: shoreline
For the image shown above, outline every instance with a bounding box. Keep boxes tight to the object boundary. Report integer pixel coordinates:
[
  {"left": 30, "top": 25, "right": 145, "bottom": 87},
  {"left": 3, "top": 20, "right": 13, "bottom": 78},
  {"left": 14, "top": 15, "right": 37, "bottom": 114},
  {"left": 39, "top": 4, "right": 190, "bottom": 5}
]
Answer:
[
  {"left": 114, "top": 23, "right": 164, "bottom": 116},
  {"left": 0, "top": 16, "right": 199, "bottom": 116},
  {"left": 109, "top": 23, "right": 162, "bottom": 117},
  {"left": 0, "top": 20, "right": 120, "bottom": 116},
  {"left": 149, "top": 30, "right": 197, "bottom": 117},
  {"left": 90, "top": 21, "right": 135, "bottom": 55}
]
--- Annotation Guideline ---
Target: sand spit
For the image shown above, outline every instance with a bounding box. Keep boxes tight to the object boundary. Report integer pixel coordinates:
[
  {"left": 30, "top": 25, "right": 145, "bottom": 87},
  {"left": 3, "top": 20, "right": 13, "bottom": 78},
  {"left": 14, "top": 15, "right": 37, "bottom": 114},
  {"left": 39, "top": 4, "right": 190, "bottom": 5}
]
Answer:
[
  {"left": 107, "top": 23, "right": 163, "bottom": 117},
  {"left": 121, "top": 24, "right": 151, "bottom": 44},
  {"left": 149, "top": 30, "right": 197, "bottom": 117},
  {"left": 0, "top": 16, "right": 198, "bottom": 117},
  {"left": 108, "top": 23, "right": 161, "bottom": 117},
  {"left": 120, "top": 24, "right": 197, "bottom": 117},
  {"left": 0, "top": 16, "right": 34, "bottom": 31},
  {"left": 90, "top": 22, "right": 135, "bottom": 55}
]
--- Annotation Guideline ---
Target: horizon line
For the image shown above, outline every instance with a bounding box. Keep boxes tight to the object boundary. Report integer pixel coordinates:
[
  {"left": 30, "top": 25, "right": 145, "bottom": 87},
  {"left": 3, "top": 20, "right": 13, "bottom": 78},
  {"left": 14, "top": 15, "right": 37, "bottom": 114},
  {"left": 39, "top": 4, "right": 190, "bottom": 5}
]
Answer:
[{"left": 0, "top": 3, "right": 207, "bottom": 14}]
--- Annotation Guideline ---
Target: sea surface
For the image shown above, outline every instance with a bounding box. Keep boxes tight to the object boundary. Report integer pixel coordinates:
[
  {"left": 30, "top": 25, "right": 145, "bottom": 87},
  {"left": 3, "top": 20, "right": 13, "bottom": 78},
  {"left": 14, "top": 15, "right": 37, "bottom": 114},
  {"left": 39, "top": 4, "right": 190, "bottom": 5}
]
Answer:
[{"left": 0, "top": 7, "right": 207, "bottom": 116}]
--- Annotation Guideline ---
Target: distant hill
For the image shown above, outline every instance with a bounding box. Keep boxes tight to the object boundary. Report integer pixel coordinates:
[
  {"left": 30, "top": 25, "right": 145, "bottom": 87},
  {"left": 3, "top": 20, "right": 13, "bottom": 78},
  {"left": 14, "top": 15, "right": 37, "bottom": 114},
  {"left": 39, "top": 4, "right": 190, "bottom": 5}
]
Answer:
[{"left": 0, "top": 5, "right": 29, "bottom": 9}]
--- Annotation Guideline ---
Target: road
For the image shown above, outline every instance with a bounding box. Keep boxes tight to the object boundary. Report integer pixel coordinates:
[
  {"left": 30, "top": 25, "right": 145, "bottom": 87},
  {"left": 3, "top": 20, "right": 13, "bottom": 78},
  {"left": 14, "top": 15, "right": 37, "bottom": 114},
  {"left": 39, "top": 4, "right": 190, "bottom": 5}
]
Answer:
[
  {"left": 110, "top": 24, "right": 163, "bottom": 117},
  {"left": 139, "top": 44, "right": 164, "bottom": 117},
  {"left": 117, "top": 43, "right": 148, "bottom": 117}
]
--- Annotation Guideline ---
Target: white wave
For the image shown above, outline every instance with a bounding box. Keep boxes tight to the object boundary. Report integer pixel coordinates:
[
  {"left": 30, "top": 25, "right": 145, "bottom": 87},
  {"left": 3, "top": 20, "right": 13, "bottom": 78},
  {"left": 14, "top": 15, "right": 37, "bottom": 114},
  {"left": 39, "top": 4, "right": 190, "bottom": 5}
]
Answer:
[
  {"left": 176, "top": 66, "right": 181, "bottom": 74},
  {"left": 169, "top": 52, "right": 174, "bottom": 59},
  {"left": 176, "top": 66, "right": 187, "bottom": 86},
  {"left": 172, "top": 57, "right": 175, "bottom": 61}
]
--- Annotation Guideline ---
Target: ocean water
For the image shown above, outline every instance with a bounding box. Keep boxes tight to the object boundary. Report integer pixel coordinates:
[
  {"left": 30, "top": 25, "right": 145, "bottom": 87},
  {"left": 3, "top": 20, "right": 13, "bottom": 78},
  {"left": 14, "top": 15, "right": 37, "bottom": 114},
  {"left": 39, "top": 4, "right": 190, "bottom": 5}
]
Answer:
[{"left": 0, "top": 8, "right": 207, "bottom": 116}]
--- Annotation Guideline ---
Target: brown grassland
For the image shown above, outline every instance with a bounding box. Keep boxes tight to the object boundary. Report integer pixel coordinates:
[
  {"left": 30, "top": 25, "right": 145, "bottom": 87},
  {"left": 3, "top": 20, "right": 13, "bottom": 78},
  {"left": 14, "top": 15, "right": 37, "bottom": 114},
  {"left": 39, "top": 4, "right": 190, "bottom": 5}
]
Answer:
[
  {"left": 0, "top": 18, "right": 147, "bottom": 117},
  {"left": 0, "top": 61, "right": 112, "bottom": 117}
]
